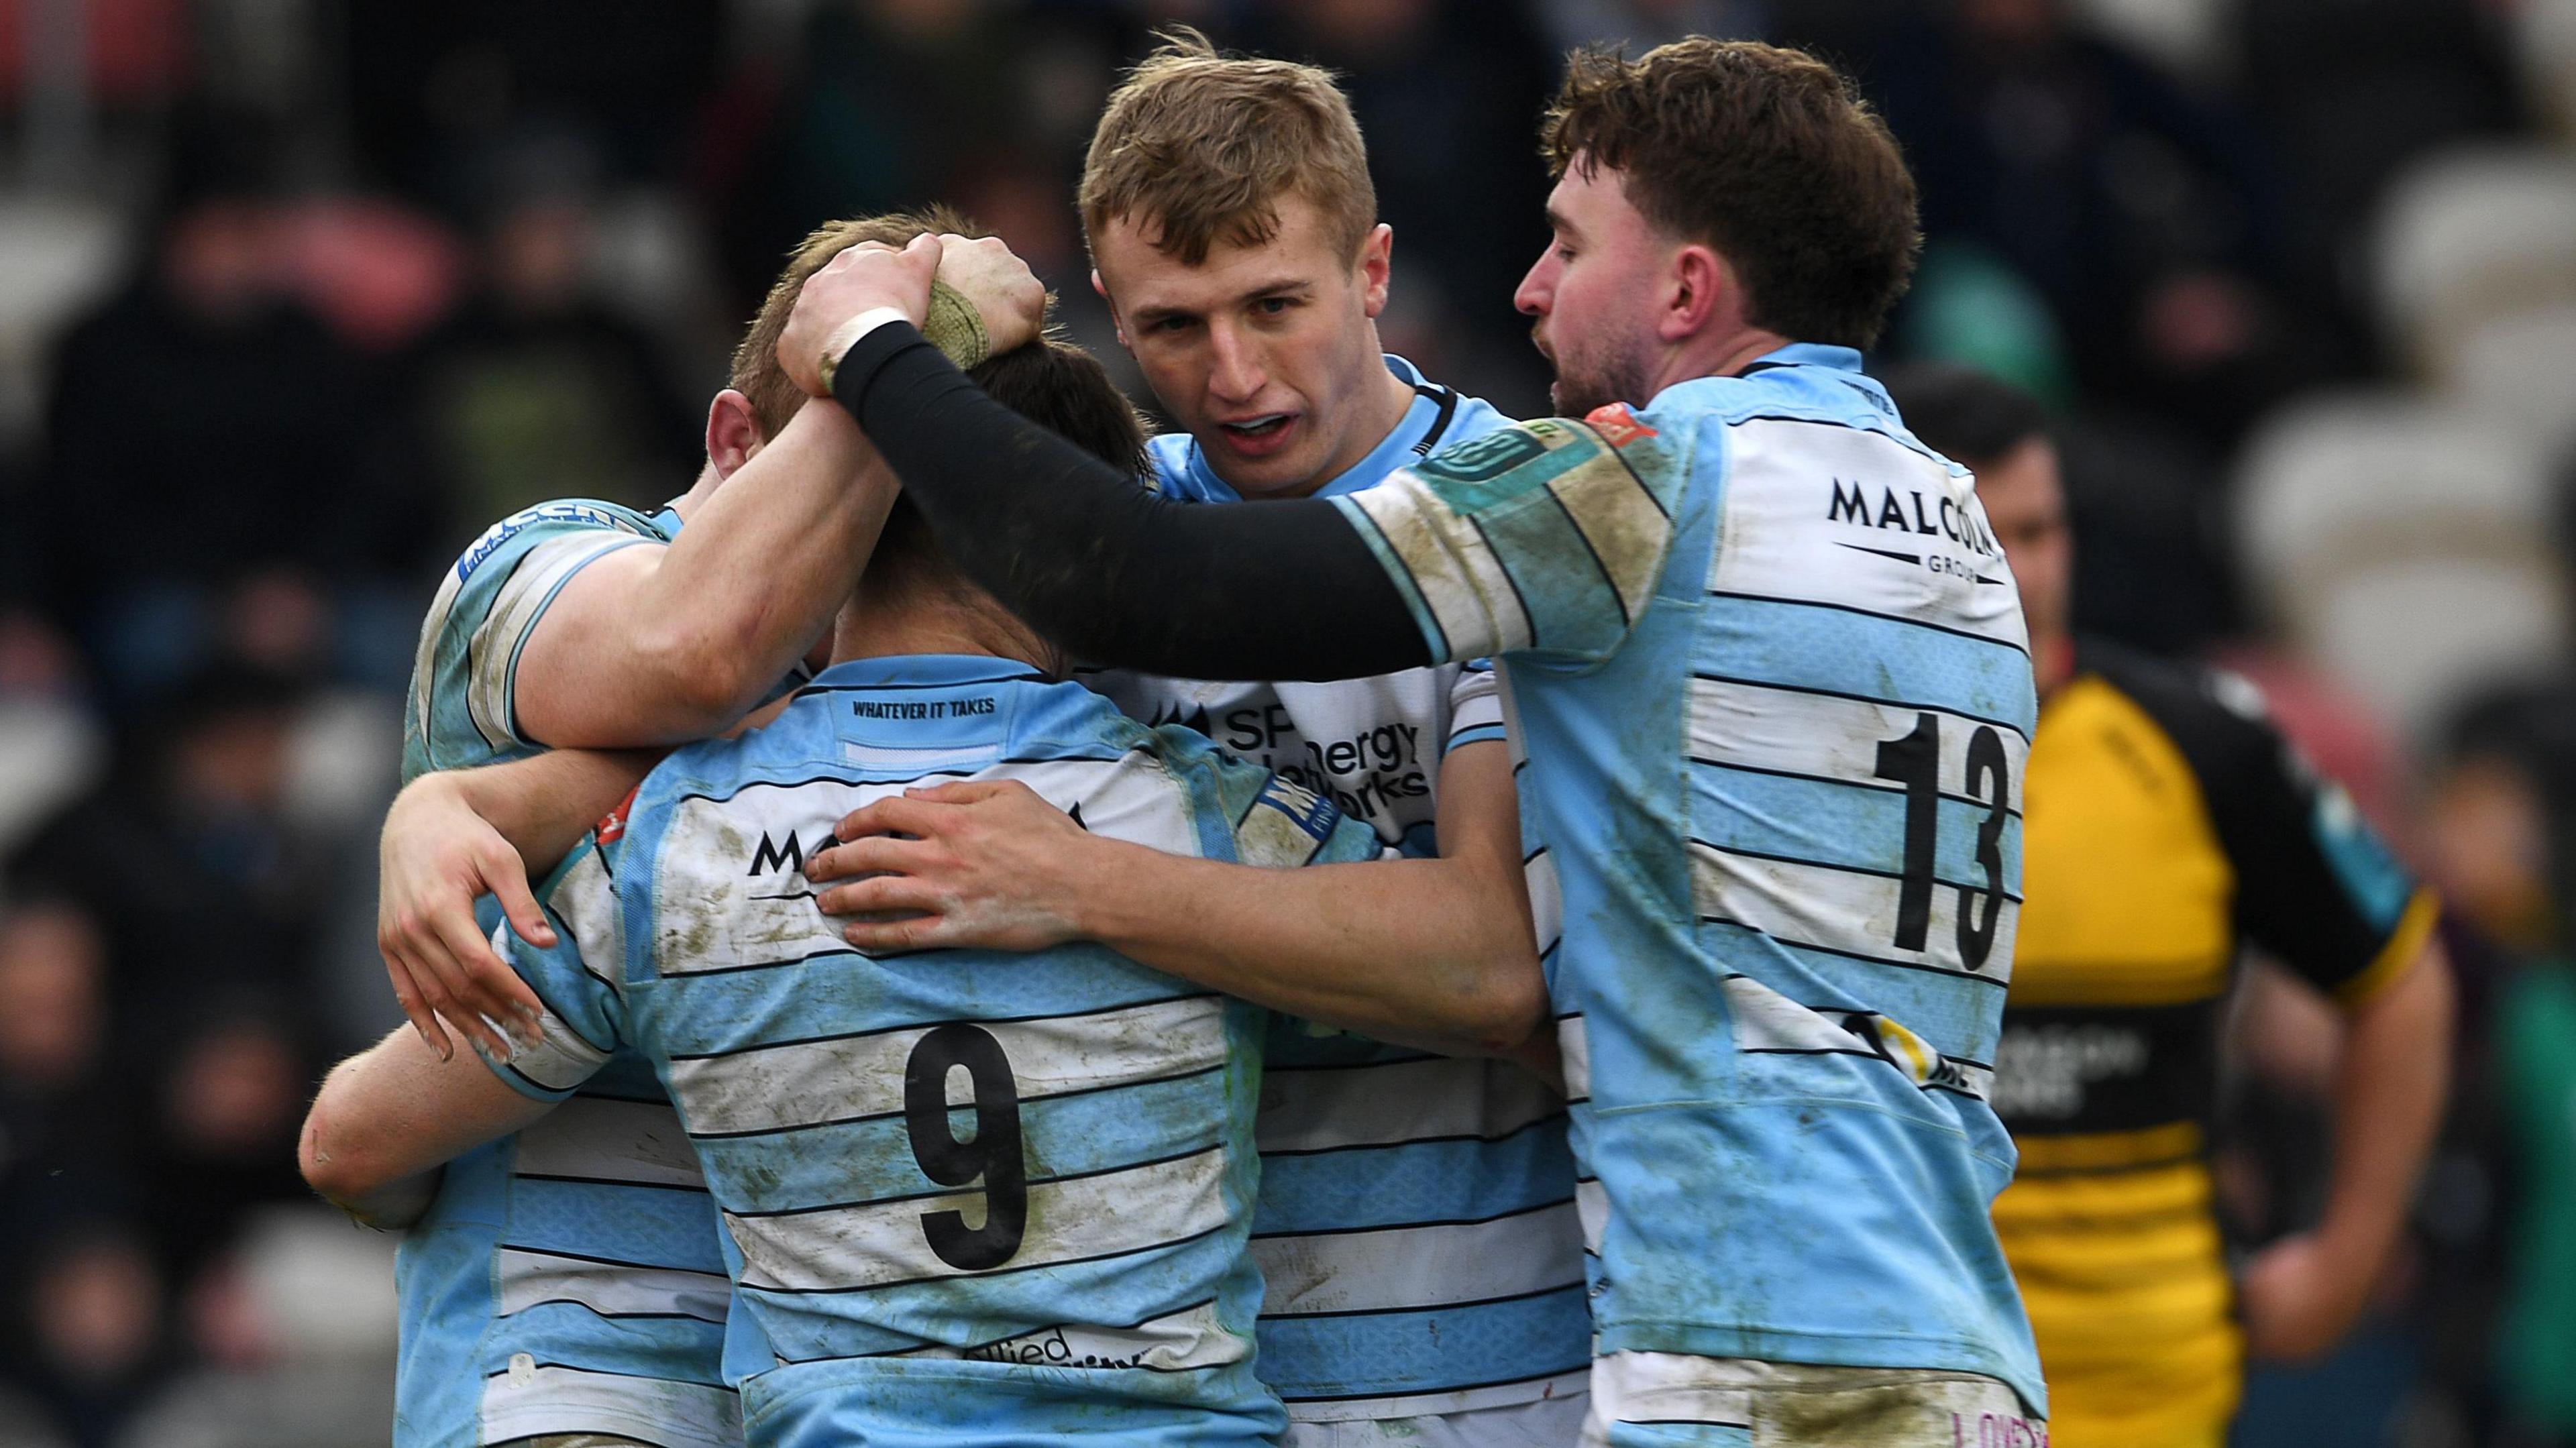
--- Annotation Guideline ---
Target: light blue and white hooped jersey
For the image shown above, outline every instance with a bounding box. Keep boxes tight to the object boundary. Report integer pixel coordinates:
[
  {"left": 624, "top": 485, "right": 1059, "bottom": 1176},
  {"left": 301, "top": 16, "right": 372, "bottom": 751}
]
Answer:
[
  {"left": 395, "top": 497, "right": 741, "bottom": 1448},
  {"left": 1335, "top": 344, "right": 2049, "bottom": 1418},
  {"left": 1093, "top": 357, "right": 1590, "bottom": 1423},
  {"left": 491, "top": 655, "right": 1383, "bottom": 1446}
]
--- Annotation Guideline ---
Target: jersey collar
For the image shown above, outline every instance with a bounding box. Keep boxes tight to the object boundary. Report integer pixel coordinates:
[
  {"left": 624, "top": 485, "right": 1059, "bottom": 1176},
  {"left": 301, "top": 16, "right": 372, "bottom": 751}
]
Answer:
[
  {"left": 802, "top": 654, "right": 1049, "bottom": 690},
  {"left": 1737, "top": 341, "right": 1866, "bottom": 376},
  {"left": 1173, "top": 353, "right": 1462, "bottom": 503}
]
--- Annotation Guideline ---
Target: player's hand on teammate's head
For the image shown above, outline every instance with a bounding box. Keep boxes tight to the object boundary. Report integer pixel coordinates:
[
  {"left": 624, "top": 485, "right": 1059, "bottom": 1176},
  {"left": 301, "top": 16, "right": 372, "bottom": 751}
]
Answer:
[
  {"left": 378, "top": 772, "right": 556, "bottom": 1062},
  {"left": 932, "top": 233, "right": 1049, "bottom": 357},
  {"left": 780, "top": 233, "right": 945, "bottom": 399},
  {"left": 804, "top": 779, "right": 1097, "bottom": 955}
]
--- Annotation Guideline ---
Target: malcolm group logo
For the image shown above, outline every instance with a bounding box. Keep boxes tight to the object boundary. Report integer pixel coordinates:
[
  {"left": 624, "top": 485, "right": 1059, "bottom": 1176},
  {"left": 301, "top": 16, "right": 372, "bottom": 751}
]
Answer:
[
  {"left": 1825, "top": 476, "right": 2005, "bottom": 584},
  {"left": 747, "top": 828, "right": 835, "bottom": 877}
]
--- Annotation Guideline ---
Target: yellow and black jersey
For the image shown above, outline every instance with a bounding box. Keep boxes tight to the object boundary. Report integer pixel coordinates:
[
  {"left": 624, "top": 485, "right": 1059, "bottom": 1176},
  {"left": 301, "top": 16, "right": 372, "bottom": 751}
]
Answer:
[{"left": 1992, "top": 641, "right": 2438, "bottom": 1448}]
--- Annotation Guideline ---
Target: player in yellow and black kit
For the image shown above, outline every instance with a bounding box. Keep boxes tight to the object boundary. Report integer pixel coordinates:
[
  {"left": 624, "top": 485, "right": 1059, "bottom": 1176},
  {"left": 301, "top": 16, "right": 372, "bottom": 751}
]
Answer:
[{"left": 1883, "top": 365, "right": 2455, "bottom": 1448}]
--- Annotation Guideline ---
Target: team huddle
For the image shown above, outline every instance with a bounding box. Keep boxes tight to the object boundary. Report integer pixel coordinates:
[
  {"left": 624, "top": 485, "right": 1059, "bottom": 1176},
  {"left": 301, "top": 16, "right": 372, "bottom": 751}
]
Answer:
[{"left": 292, "top": 26, "right": 2447, "bottom": 1448}]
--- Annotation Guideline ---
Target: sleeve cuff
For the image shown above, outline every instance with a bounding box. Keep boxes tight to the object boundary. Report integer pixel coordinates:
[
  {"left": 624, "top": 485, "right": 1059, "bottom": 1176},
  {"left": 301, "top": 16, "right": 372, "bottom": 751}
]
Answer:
[{"left": 2336, "top": 888, "right": 2443, "bottom": 1007}]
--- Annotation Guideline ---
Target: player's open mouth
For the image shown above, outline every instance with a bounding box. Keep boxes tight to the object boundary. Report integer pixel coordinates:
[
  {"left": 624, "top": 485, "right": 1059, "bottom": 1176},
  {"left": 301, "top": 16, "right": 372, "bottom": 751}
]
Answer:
[{"left": 1215, "top": 413, "right": 1297, "bottom": 457}]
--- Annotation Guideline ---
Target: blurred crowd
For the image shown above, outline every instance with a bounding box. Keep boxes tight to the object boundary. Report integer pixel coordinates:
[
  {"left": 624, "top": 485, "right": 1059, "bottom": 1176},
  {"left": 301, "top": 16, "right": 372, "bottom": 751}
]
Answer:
[{"left": 0, "top": 0, "right": 2561, "bottom": 1444}]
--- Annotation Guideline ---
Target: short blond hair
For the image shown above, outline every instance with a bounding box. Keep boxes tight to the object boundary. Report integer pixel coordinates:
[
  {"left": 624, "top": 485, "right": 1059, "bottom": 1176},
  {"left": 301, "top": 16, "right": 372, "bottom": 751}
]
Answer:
[
  {"left": 1079, "top": 27, "right": 1375, "bottom": 267},
  {"left": 728, "top": 205, "right": 979, "bottom": 437}
]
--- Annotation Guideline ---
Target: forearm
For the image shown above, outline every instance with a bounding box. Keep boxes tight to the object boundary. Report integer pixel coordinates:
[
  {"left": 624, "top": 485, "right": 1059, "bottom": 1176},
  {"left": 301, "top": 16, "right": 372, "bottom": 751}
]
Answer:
[
  {"left": 632, "top": 400, "right": 888, "bottom": 719},
  {"left": 2320, "top": 944, "right": 2454, "bottom": 1266},
  {"left": 301, "top": 1028, "right": 546, "bottom": 1217},
  {"left": 1073, "top": 841, "right": 1545, "bottom": 1056},
  {"left": 829, "top": 323, "right": 1424, "bottom": 681},
  {"left": 438, "top": 748, "right": 660, "bottom": 877}
]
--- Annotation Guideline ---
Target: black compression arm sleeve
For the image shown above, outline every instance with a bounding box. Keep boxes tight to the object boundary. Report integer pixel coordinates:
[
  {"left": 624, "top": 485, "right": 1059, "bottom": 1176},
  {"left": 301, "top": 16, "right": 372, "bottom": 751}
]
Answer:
[{"left": 830, "top": 321, "right": 1432, "bottom": 681}]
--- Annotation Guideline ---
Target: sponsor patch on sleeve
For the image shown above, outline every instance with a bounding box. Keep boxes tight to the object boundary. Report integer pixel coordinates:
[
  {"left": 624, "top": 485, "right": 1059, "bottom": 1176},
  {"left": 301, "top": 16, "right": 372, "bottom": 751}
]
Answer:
[
  {"left": 1583, "top": 402, "right": 1658, "bottom": 447},
  {"left": 594, "top": 784, "right": 642, "bottom": 844}
]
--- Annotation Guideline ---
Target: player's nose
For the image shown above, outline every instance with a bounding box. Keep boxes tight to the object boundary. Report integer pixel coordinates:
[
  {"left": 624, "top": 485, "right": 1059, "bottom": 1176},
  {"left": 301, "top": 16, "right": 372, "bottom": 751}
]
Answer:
[
  {"left": 1515, "top": 246, "right": 1560, "bottom": 318},
  {"left": 1205, "top": 324, "right": 1266, "bottom": 401}
]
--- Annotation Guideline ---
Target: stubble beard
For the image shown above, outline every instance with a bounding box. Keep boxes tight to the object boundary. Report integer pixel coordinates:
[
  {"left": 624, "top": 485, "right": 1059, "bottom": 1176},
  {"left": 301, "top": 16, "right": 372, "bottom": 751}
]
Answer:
[{"left": 1546, "top": 333, "right": 1653, "bottom": 419}]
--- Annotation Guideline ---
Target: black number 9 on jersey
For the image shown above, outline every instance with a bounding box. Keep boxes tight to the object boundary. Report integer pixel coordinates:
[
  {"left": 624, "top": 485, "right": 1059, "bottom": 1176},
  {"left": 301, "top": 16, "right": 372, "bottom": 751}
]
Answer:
[
  {"left": 1872, "top": 712, "right": 2012, "bottom": 969},
  {"left": 903, "top": 1023, "right": 1028, "bottom": 1270}
]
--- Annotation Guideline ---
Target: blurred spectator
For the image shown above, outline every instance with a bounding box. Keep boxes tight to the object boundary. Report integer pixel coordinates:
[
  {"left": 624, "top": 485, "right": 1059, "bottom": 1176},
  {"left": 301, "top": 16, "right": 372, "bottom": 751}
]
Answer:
[
  {"left": 410, "top": 156, "right": 701, "bottom": 539},
  {"left": 15, "top": 1233, "right": 169, "bottom": 1448},
  {"left": 33, "top": 135, "right": 432, "bottom": 702},
  {"left": 1860, "top": 0, "right": 2320, "bottom": 451},
  {"left": 9, "top": 663, "right": 327, "bottom": 1044}
]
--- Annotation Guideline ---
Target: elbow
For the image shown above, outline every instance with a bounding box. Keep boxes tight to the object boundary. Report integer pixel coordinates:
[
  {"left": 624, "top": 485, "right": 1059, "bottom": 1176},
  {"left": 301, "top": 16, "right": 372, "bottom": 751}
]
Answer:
[
  {"left": 1460, "top": 954, "right": 1551, "bottom": 1058},
  {"left": 299, "top": 1075, "right": 388, "bottom": 1206},
  {"left": 633, "top": 620, "right": 775, "bottom": 734}
]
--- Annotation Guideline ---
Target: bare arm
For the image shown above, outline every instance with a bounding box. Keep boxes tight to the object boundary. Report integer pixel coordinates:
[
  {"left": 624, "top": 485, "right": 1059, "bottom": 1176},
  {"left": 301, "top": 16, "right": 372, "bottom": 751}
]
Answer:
[
  {"left": 299, "top": 1024, "right": 556, "bottom": 1229},
  {"left": 2241, "top": 938, "right": 2455, "bottom": 1360},
  {"left": 514, "top": 398, "right": 890, "bottom": 746},
  {"left": 379, "top": 747, "right": 659, "bottom": 1060},
  {"left": 807, "top": 743, "right": 1547, "bottom": 1058}
]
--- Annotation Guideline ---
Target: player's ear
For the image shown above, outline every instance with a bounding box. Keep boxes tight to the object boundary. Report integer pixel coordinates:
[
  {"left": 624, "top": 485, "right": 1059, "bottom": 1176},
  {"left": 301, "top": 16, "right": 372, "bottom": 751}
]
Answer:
[
  {"left": 1358, "top": 223, "right": 1393, "bottom": 319},
  {"left": 1092, "top": 270, "right": 1128, "bottom": 349},
  {"left": 1662, "top": 243, "right": 1730, "bottom": 343},
  {"left": 706, "top": 389, "right": 764, "bottom": 478}
]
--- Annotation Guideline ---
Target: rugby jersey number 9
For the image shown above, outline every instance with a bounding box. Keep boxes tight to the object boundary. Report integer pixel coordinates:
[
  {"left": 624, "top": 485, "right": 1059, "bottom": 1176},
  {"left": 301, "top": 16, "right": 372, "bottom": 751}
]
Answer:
[{"left": 903, "top": 1024, "right": 1027, "bottom": 1270}]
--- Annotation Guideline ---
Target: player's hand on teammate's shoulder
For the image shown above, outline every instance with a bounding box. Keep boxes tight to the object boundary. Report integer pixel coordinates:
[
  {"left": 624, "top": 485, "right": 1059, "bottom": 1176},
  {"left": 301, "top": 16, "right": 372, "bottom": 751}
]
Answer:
[
  {"left": 933, "top": 233, "right": 1048, "bottom": 357},
  {"left": 806, "top": 779, "right": 1100, "bottom": 954},
  {"left": 779, "top": 233, "right": 944, "bottom": 399},
  {"left": 377, "top": 772, "right": 555, "bottom": 1062}
]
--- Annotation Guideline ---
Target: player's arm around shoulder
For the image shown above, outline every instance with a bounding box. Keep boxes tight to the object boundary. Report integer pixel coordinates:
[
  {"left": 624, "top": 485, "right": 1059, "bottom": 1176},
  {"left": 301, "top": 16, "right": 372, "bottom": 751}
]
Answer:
[
  {"left": 1339, "top": 406, "right": 1688, "bottom": 667},
  {"left": 802, "top": 728, "right": 1545, "bottom": 1057},
  {"left": 307, "top": 838, "right": 631, "bottom": 1227}
]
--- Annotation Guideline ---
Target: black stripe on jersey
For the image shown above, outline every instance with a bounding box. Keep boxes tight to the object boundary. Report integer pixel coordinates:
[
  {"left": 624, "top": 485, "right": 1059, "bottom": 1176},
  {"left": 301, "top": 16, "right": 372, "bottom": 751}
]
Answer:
[
  {"left": 686, "top": 1058, "right": 1229, "bottom": 1141},
  {"left": 1255, "top": 1109, "right": 1572, "bottom": 1159},
  {"left": 1279, "top": 1363, "right": 1595, "bottom": 1402},
  {"left": 663, "top": 991, "right": 1220, "bottom": 1061},
  {"left": 1258, "top": 1279, "right": 1586, "bottom": 1323},
  {"left": 1704, "top": 586, "right": 2031, "bottom": 658},
  {"left": 1247, "top": 1194, "right": 1576, "bottom": 1240},
  {"left": 664, "top": 753, "right": 1130, "bottom": 807},
  {"left": 1458, "top": 504, "right": 1548, "bottom": 650},
  {"left": 1341, "top": 503, "right": 1458, "bottom": 664},
  {"left": 1262, "top": 1050, "right": 1444, "bottom": 1075},
  {"left": 1536, "top": 480, "right": 1633, "bottom": 633},
  {"left": 1621, "top": 1418, "right": 1758, "bottom": 1433},
  {"left": 850, "top": 1295, "right": 1223, "bottom": 1364},
  {"left": 1701, "top": 915, "right": 2012, "bottom": 991},
  {"left": 1723, "top": 408, "right": 1948, "bottom": 466},
  {"left": 495, "top": 1241, "right": 723, "bottom": 1275},
  {"left": 656, "top": 941, "right": 857, "bottom": 979},
  {"left": 478, "top": 1359, "right": 732, "bottom": 1395},
  {"left": 517, "top": 1172, "right": 708, "bottom": 1194},
  {"left": 1691, "top": 671, "right": 2032, "bottom": 740},
  {"left": 497, "top": 1296, "right": 727, "bottom": 1325},
  {"left": 790, "top": 669, "right": 1043, "bottom": 698},
  {"left": 727, "top": 1141, "right": 1226, "bottom": 1219},
  {"left": 741, "top": 1221, "right": 1236, "bottom": 1300},
  {"left": 1411, "top": 383, "right": 1461, "bottom": 455},
  {"left": 1690, "top": 753, "right": 2025, "bottom": 820},
  {"left": 1692, "top": 836, "right": 2025, "bottom": 904}
]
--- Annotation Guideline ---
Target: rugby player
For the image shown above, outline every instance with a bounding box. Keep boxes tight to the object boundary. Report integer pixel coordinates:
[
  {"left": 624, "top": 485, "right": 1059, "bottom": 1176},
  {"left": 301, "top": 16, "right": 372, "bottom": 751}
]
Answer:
[
  {"left": 317, "top": 215, "right": 1043, "bottom": 1448},
  {"left": 781, "top": 38, "right": 2051, "bottom": 1444},
  {"left": 812, "top": 34, "right": 1589, "bottom": 1445},
  {"left": 1882, "top": 362, "right": 2453, "bottom": 1447},
  {"left": 386, "top": 36, "right": 1589, "bottom": 1441},
  {"left": 305, "top": 337, "right": 1388, "bottom": 1447}
]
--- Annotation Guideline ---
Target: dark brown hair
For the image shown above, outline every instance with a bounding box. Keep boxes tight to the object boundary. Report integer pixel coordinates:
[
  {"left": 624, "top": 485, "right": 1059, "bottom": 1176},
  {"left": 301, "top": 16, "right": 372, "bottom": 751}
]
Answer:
[
  {"left": 1079, "top": 27, "right": 1375, "bottom": 266},
  {"left": 729, "top": 205, "right": 979, "bottom": 437},
  {"left": 863, "top": 339, "right": 1150, "bottom": 605},
  {"left": 1542, "top": 38, "right": 1920, "bottom": 349}
]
